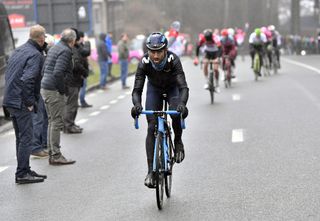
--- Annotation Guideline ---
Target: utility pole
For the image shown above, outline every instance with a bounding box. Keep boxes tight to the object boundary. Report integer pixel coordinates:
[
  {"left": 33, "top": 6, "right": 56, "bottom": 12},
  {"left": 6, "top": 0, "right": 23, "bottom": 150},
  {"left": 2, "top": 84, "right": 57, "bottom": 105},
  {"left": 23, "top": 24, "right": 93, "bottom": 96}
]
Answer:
[{"left": 291, "top": 0, "right": 300, "bottom": 35}]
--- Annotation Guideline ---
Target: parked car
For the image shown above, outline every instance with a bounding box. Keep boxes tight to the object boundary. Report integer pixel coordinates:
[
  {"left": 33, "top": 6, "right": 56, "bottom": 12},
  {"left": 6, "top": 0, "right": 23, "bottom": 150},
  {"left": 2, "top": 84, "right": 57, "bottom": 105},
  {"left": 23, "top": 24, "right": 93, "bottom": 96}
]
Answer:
[{"left": 0, "top": 3, "right": 15, "bottom": 118}]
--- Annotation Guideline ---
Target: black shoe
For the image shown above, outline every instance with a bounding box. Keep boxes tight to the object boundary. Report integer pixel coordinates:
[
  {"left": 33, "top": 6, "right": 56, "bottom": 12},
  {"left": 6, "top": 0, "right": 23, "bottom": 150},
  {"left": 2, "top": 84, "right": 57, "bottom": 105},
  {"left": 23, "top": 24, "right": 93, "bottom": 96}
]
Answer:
[
  {"left": 144, "top": 172, "right": 156, "bottom": 188},
  {"left": 29, "top": 170, "right": 47, "bottom": 179},
  {"left": 81, "top": 103, "right": 92, "bottom": 108},
  {"left": 174, "top": 139, "right": 185, "bottom": 163},
  {"left": 15, "top": 173, "right": 44, "bottom": 184},
  {"left": 73, "top": 124, "right": 83, "bottom": 131}
]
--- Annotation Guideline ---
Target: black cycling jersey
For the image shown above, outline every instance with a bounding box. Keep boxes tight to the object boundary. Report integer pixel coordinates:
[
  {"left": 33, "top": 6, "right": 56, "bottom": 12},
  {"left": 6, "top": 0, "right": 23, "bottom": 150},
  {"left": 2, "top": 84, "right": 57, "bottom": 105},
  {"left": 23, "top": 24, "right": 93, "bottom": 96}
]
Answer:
[{"left": 132, "top": 51, "right": 189, "bottom": 106}]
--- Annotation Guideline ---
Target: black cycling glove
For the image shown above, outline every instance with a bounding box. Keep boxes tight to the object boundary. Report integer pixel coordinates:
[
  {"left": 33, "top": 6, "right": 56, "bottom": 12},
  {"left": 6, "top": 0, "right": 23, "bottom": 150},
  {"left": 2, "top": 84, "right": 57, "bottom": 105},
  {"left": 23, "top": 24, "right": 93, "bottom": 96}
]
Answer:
[
  {"left": 131, "top": 104, "right": 143, "bottom": 119},
  {"left": 176, "top": 104, "right": 188, "bottom": 119}
]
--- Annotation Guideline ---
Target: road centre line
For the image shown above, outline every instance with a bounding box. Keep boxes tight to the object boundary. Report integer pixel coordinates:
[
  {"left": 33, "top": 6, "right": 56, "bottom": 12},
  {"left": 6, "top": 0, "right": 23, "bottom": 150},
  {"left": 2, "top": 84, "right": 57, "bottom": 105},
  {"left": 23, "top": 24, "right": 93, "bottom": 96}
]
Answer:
[
  {"left": 110, "top": 100, "right": 118, "bottom": 104},
  {"left": 232, "top": 129, "right": 244, "bottom": 143},
  {"left": 76, "top": 119, "right": 88, "bottom": 125},
  {"left": 89, "top": 111, "right": 101, "bottom": 116},
  {"left": 100, "top": 105, "right": 110, "bottom": 110},
  {"left": 117, "top": 95, "right": 126, "bottom": 99},
  {"left": 232, "top": 94, "right": 241, "bottom": 101},
  {"left": 283, "top": 57, "right": 320, "bottom": 75},
  {"left": 0, "top": 166, "right": 9, "bottom": 173}
]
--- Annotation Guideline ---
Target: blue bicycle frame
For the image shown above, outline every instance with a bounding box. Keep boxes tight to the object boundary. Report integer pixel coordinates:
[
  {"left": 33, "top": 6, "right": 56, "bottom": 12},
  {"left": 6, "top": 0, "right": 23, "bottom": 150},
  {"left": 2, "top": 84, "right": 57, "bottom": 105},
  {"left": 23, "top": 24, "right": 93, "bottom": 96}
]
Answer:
[{"left": 135, "top": 110, "right": 186, "bottom": 172}]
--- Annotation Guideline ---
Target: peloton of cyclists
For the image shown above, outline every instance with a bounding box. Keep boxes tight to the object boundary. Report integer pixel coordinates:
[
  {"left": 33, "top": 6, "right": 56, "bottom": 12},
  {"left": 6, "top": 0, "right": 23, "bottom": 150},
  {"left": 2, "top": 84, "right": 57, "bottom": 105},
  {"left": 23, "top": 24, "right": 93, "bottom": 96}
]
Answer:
[
  {"left": 193, "top": 28, "right": 222, "bottom": 92},
  {"left": 249, "top": 28, "right": 267, "bottom": 76}
]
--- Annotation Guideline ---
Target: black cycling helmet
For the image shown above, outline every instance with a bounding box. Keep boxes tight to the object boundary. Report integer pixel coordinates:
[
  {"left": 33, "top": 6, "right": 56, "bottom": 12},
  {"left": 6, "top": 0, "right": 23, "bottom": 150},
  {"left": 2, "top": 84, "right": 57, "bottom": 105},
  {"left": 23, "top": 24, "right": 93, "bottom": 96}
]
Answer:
[
  {"left": 146, "top": 32, "right": 168, "bottom": 51},
  {"left": 203, "top": 29, "right": 213, "bottom": 41}
]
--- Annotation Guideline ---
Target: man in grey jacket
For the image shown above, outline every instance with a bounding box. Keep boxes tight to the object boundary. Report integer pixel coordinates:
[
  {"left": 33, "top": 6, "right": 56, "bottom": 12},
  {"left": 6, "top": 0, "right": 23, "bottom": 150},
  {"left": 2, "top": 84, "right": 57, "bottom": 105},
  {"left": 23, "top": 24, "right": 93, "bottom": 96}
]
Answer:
[{"left": 41, "top": 28, "right": 77, "bottom": 165}]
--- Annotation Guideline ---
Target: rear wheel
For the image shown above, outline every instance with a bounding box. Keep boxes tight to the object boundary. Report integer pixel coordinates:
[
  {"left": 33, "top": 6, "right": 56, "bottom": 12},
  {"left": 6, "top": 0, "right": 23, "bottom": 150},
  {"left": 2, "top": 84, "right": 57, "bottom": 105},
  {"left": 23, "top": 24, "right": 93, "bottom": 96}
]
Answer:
[
  {"left": 253, "top": 53, "right": 260, "bottom": 81},
  {"left": 155, "top": 133, "right": 164, "bottom": 210},
  {"left": 209, "top": 71, "right": 214, "bottom": 104}
]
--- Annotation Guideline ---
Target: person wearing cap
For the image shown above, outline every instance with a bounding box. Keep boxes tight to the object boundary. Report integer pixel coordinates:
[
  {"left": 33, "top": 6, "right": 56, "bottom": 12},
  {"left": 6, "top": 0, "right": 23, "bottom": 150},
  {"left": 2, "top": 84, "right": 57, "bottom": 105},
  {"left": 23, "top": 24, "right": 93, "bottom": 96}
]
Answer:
[
  {"left": 3, "top": 24, "right": 47, "bottom": 184},
  {"left": 131, "top": 32, "right": 189, "bottom": 188}
]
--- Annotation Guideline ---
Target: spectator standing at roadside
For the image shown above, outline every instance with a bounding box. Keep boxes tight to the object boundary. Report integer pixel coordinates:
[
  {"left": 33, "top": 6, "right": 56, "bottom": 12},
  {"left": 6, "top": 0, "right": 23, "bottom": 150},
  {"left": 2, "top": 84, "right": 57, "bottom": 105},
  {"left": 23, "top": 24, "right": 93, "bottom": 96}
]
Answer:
[
  {"left": 63, "top": 29, "right": 89, "bottom": 134},
  {"left": 79, "top": 32, "right": 92, "bottom": 108},
  {"left": 41, "top": 28, "right": 77, "bottom": 165},
  {"left": 30, "top": 33, "right": 56, "bottom": 159},
  {"left": 3, "top": 24, "right": 47, "bottom": 184},
  {"left": 117, "top": 33, "right": 130, "bottom": 89},
  {"left": 97, "top": 33, "right": 111, "bottom": 90},
  {"left": 105, "top": 32, "right": 114, "bottom": 80}
]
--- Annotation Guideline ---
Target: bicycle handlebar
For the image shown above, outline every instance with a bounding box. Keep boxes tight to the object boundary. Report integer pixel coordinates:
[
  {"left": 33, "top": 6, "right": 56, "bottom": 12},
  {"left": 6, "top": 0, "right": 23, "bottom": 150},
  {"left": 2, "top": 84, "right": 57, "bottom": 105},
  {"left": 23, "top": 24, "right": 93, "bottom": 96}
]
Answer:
[{"left": 134, "top": 110, "right": 186, "bottom": 130}]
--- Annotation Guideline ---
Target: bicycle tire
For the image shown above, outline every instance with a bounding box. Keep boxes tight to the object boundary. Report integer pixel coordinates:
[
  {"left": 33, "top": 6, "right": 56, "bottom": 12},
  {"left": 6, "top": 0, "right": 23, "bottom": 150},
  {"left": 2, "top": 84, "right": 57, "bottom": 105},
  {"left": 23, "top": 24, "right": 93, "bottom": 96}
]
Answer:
[
  {"left": 209, "top": 70, "right": 214, "bottom": 104},
  {"left": 253, "top": 53, "right": 260, "bottom": 81},
  {"left": 165, "top": 130, "right": 174, "bottom": 198},
  {"left": 155, "top": 133, "right": 164, "bottom": 210}
]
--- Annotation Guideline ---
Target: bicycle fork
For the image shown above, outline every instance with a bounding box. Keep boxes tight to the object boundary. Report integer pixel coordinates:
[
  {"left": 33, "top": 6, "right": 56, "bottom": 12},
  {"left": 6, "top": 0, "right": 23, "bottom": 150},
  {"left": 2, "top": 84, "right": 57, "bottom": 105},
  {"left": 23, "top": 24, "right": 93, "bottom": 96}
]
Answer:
[{"left": 153, "top": 117, "right": 169, "bottom": 173}]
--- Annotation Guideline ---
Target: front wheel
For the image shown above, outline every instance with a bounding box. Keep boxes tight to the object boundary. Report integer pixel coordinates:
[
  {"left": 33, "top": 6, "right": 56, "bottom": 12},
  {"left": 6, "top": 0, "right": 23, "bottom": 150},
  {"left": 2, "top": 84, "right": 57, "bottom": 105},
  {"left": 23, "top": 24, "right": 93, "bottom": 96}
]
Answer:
[
  {"left": 209, "top": 71, "right": 214, "bottom": 104},
  {"left": 165, "top": 133, "right": 174, "bottom": 197},
  {"left": 155, "top": 133, "right": 164, "bottom": 210}
]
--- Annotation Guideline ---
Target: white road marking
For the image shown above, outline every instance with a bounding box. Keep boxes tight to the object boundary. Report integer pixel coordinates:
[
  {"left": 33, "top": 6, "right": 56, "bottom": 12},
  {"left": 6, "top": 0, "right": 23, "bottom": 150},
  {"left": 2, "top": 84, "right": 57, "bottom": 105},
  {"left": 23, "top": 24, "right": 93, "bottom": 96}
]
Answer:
[
  {"left": 110, "top": 100, "right": 118, "bottom": 104},
  {"left": 232, "top": 94, "right": 241, "bottom": 101},
  {"left": 118, "top": 95, "right": 126, "bottom": 99},
  {"left": 232, "top": 129, "right": 244, "bottom": 143},
  {"left": 100, "top": 105, "right": 110, "bottom": 110},
  {"left": 1, "top": 129, "right": 15, "bottom": 137},
  {"left": 0, "top": 166, "right": 9, "bottom": 173},
  {"left": 76, "top": 119, "right": 88, "bottom": 125},
  {"left": 283, "top": 58, "right": 320, "bottom": 75},
  {"left": 89, "top": 111, "right": 101, "bottom": 116}
]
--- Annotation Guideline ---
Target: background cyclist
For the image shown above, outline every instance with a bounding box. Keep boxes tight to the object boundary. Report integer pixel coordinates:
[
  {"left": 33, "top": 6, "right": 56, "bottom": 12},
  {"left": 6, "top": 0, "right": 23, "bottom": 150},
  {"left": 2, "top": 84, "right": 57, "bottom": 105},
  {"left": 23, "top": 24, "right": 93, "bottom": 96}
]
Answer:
[
  {"left": 131, "top": 32, "right": 189, "bottom": 188},
  {"left": 220, "top": 28, "right": 237, "bottom": 77},
  {"left": 193, "top": 29, "right": 222, "bottom": 92},
  {"left": 249, "top": 28, "right": 267, "bottom": 76},
  {"left": 268, "top": 25, "right": 282, "bottom": 69}
]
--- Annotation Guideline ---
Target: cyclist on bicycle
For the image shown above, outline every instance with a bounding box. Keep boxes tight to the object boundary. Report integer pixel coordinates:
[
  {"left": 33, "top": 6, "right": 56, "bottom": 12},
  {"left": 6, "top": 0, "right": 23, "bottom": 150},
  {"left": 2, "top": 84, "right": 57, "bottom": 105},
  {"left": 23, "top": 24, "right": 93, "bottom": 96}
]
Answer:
[
  {"left": 193, "top": 29, "right": 221, "bottom": 91},
  {"left": 131, "top": 32, "right": 189, "bottom": 188},
  {"left": 249, "top": 28, "right": 267, "bottom": 75},
  {"left": 166, "top": 21, "right": 184, "bottom": 57},
  {"left": 268, "top": 25, "right": 282, "bottom": 68},
  {"left": 261, "top": 26, "right": 273, "bottom": 69},
  {"left": 220, "top": 29, "right": 237, "bottom": 75}
]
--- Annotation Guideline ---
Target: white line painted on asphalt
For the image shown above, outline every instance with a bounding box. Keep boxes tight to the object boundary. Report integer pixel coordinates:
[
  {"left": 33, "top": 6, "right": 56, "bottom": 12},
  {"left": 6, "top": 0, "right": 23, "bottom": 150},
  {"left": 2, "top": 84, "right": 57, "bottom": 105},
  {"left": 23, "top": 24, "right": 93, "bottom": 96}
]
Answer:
[
  {"left": 232, "top": 129, "right": 244, "bottom": 143},
  {"left": 232, "top": 94, "right": 241, "bottom": 101},
  {"left": 110, "top": 100, "right": 118, "bottom": 104},
  {"left": 1, "top": 129, "right": 15, "bottom": 137},
  {"left": 89, "top": 111, "right": 101, "bottom": 116},
  {"left": 118, "top": 95, "right": 126, "bottom": 99},
  {"left": 283, "top": 58, "right": 320, "bottom": 75},
  {"left": 76, "top": 119, "right": 88, "bottom": 125},
  {"left": 100, "top": 105, "right": 110, "bottom": 110},
  {"left": 0, "top": 166, "right": 9, "bottom": 173}
]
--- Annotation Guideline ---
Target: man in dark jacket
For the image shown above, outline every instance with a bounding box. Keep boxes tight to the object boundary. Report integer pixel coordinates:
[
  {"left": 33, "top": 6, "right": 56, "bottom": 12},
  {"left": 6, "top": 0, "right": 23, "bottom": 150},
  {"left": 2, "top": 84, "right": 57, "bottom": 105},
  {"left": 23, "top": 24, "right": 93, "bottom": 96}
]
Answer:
[
  {"left": 3, "top": 25, "right": 47, "bottom": 184},
  {"left": 63, "top": 29, "right": 90, "bottom": 133},
  {"left": 41, "top": 28, "right": 77, "bottom": 165},
  {"left": 97, "top": 33, "right": 111, "bottom": 89}
]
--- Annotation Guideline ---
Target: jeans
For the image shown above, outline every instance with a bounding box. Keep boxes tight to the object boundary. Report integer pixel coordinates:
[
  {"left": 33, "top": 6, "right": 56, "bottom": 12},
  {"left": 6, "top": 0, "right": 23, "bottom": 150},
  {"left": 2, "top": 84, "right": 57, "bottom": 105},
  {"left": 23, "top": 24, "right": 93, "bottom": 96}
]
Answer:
[
  {"left": 99, "top": 60, "right": 109, "bottom": 88},
  {"left": 144, "top": 82, "right": 182, "bottom": 172},
  {"left": 79, "top": 78, "right": 87, "bottom": 105},
  {"left": 7, "top": 107, "right": 33, "bottom": 177},
  {"left": 119, "top": 59, "right": 128, "bottom": 87},
  {"left": 32, "top": 95, "right": 48, "bottom": 154}
]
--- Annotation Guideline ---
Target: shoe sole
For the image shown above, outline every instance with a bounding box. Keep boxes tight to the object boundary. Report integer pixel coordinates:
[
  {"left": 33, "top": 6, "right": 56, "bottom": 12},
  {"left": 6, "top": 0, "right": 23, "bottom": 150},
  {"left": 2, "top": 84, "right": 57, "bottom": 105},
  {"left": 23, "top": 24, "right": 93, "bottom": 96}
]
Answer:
[
  {"left": 49, "top": 162, "right": 76, "bottom": 166},
  {"left": 16, "top": 179, "right": 44, "bottom": 184}
]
